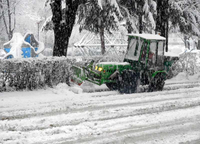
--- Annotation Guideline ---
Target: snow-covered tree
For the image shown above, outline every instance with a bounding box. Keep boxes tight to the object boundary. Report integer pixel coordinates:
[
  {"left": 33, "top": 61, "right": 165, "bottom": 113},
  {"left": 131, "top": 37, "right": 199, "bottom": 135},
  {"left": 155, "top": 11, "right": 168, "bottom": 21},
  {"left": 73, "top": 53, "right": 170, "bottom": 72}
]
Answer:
[
  {"left": 78, "top": 0, "right": 121, "bottom": 54},
  {"left": 45, "top": 0, "right": 122, "bottom": 56},
  {"left": 169, "top": 0, "right": 200, "bottom": 37},
  {"left": 120, "top": 0, "right": 156, "bottom": 34}
]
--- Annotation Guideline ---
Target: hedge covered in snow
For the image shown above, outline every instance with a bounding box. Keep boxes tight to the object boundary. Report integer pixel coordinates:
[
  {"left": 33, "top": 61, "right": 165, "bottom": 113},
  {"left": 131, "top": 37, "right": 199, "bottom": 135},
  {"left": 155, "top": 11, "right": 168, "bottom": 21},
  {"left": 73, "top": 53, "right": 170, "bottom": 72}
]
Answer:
[
  {"left": 170, "top": 51, "right": 200, "bottom": 78},
  {"left": 0, "top": 57, "right": 75, "bottom": 92}
]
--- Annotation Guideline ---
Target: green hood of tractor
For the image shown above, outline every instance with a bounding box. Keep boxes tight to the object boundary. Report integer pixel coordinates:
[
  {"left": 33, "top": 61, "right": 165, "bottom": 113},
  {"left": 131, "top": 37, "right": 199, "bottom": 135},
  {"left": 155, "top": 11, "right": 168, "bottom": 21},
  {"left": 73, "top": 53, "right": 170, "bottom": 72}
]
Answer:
[{"left": 95, "top": 62, "right": 131, "bottom": 73}]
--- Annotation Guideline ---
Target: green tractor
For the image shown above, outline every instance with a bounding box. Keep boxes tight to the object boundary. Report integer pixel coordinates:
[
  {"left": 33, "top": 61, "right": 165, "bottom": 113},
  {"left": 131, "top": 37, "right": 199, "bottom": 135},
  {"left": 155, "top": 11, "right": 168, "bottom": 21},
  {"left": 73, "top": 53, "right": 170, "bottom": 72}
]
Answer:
[{"left": 71, "top": 34, "right": 170, "bottom": 93}]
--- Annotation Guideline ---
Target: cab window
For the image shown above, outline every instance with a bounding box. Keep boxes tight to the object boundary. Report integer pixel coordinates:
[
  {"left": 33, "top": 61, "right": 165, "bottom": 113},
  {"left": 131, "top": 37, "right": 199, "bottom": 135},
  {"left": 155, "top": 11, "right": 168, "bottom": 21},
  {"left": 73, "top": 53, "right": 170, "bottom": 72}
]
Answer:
[
  {"left": 141, "top": 42, "right": 148, "bottom": 62},
  {"left": 157, "top": 41, "right": 165, "bottom": 67},
  {"left": 158, "top": 41, "right": 164, "bottom": 55},
  {"left": 125, "top": 38, "right": 143, "bottom": 61},
  {"left": 149, "top": 41, "right": 156, "bottom": 65}
]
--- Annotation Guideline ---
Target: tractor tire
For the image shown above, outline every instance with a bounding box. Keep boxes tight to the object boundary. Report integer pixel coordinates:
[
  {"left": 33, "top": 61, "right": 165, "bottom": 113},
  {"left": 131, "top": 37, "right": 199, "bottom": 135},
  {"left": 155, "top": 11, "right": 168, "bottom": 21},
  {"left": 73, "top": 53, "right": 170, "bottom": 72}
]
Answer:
[
  {"left": 106, "top": 83, "right": 118, "bottom": 90},
  {"left": 148, "top": 74, "right": 165, "bottom": 92},
  {"left": 117, "top": 70, "right": 140, "bottom": 94}
]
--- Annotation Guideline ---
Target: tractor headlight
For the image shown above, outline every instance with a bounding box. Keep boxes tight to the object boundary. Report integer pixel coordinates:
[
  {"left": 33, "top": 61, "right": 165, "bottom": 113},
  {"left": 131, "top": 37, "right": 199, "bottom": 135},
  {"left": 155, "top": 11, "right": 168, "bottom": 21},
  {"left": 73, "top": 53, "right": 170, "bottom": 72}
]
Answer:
[{"left": 98, "top": 67, "right": 103, "bottom": 72}]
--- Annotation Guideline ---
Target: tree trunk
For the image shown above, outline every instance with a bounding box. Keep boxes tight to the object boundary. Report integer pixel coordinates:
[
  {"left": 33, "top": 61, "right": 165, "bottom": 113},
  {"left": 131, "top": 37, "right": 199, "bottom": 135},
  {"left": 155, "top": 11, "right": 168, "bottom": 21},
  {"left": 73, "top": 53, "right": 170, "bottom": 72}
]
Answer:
[
  {"left": 139, "top": 13, "right": 143, "bottom": 34},
  {"left": 2, "top": 0, "right": 14, "bottom": 40},
  {"left": 51, "top": 0, "right": 80, "bottom": 57},
  {"left": 99, "top": 25, "right": 105, "bottom": 55},
  {"left": 138, "top": 1, "right": 144, "bottom": 34},
  {"left": 53, "top": 25, "right": 70, "bottom": 56},
  {"left": 6, "top": 0, "right": 12, "bottom": 40},
  {"left": 165, "top": 15, "right": 169, "bottom": 52},
  {"left": 156, "top": 0, "right": 169, "bottom": 52},
  {"left": 198, "top": 39, "right": 200, "bottom": 50}
]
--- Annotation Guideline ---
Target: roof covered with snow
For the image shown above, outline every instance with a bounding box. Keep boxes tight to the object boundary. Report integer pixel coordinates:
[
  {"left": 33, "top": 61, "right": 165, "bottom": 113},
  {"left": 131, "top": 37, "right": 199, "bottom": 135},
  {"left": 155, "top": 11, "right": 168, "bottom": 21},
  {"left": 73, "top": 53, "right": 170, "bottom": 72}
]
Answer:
[
  {"left": 98, "top": 62, "right": 130, "bottom": 65},
  {"left": 127, "top": 34, "right": 166, "bottom": 40}
]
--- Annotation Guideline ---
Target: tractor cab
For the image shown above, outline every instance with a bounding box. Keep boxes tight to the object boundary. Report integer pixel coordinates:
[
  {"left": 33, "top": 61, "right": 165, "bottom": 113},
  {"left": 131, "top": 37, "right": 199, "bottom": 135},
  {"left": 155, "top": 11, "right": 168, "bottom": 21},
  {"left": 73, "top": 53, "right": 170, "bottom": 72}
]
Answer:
[{"left": 124, "top": 34, "right": 166, "bottom": 70}]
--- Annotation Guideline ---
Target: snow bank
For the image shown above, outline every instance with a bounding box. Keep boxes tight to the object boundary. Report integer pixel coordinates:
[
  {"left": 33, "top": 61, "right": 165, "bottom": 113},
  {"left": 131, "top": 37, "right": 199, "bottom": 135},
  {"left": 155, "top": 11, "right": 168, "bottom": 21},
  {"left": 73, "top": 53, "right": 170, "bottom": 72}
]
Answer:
[
  {"left": 69, "top": 86, "right": 83, "bottom": 94},
  {"left": 51, "top": 83, "right": 83, "bottom": 95},
  {"left": 168, "top": 72, "right": 200, "bottom": 83}
]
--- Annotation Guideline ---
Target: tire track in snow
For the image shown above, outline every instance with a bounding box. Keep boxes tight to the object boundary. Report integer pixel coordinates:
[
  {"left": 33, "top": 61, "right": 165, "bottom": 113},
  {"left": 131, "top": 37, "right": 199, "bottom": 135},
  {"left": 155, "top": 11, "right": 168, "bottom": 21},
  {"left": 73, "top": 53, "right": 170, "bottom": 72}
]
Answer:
[
  {"left": 1, "top": 85, "right": 200, "bottom": 143},
  {"left": 84, "top": 81, "right": 200, "bottom": 94},
  {"left": 1, "top": 90, "right": 200, "bottom": 133},
  {"left": 1, "top": 83, "right": 200, "bottom": 121},
  {"left": 19, "top": 106, "right": 200, "bottom": 144},
  {"left": 1, "top": 84, "right": 200, "bottom": 121}
]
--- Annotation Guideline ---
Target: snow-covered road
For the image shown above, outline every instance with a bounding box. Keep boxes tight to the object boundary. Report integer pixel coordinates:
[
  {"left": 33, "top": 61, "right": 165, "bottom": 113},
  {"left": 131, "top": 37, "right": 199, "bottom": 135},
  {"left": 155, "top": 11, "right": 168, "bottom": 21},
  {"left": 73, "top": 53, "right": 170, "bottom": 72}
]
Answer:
[{"left": 1, "top": 81, "right": 200, "bottom": 144}]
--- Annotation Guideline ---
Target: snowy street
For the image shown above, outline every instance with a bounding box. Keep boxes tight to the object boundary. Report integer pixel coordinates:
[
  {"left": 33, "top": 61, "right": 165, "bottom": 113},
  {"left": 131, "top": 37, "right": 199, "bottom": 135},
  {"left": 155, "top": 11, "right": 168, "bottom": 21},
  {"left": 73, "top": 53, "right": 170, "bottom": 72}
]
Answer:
[
  {"left": 1, "top": 0, "right": 200, "bottom": 143},
  {"left": 1, "top": 79, "right": 200, "bottom": 144}
]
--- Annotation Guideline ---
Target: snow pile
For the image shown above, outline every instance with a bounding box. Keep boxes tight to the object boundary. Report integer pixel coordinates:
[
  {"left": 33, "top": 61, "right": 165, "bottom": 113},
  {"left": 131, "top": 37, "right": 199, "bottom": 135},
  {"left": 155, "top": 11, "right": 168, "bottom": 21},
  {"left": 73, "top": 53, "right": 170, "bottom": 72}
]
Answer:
[
  {"left": 168, "top": 72, "right": 200, "bottom": 83},
  {"left": 80, "top": 81, "right": 109, "bottom": 93},
  {"left": 51, "top": 83, "right": 83, "bottom": 95},
  {"left": 69, "top": 85, "right": 83, "bottom": 94}
]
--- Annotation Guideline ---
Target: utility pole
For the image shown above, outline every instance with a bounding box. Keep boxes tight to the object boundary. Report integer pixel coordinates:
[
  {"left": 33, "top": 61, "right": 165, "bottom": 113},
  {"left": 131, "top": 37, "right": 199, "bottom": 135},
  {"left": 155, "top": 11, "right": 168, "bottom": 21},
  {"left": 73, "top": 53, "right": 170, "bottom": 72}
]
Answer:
[
  {"left": 37, "top": 22, "right": 40, "bottom": 41},
  {"left": 37, "top": 19, "right": 43, "bottom": 41}
]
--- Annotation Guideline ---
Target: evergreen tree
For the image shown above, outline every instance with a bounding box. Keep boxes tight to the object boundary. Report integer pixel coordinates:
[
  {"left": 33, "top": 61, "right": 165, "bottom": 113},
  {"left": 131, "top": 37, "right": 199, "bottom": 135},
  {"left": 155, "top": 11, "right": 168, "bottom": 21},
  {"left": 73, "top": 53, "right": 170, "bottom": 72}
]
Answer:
[
  {"left": 78, "top": 0, "right": 121, "bottom": 55},
  {"left": 169, "top": 0, "right": 200, "bottom": 37},
  {"left": 120, "top": 0, "right": 156, "bottom": 34},
  {"left": 45, "top": 0, "right": 121, "bottom": 56}
]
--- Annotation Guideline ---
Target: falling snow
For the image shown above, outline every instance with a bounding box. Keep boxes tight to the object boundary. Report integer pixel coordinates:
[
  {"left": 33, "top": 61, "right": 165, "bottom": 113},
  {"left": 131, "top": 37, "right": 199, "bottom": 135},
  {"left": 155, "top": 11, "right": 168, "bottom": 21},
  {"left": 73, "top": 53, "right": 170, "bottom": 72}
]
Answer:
[{"left": 0, "top": 0, "right": 200, "bottom": 144}]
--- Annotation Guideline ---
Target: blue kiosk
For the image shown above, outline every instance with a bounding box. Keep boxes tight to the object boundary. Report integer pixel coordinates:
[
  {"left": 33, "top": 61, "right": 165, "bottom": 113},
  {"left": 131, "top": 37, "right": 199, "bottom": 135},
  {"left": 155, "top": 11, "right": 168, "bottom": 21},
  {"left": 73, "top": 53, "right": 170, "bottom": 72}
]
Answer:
[{"left": 3, "top": 33, "right": 40, "bottom": 59}]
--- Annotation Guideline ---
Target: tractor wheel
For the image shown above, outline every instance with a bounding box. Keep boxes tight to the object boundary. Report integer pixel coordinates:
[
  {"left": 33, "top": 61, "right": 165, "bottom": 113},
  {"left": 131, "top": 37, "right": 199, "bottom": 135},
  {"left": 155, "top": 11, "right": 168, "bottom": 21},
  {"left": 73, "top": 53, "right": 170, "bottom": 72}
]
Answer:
[
  {"left": 148, "top": 74, "right": 165, "bottom": 92},
  {"left": 117, "top": 70, "right": 140, "bottom": 94},
  {"left": 106, "top": 83, "right": 118, "bottom": 90}
]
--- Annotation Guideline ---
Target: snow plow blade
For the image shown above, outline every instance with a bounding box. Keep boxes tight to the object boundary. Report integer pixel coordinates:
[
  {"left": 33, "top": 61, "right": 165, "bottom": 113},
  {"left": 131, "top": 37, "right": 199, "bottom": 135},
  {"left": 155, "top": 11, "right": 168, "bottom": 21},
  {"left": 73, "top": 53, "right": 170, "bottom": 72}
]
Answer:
[
  {"left": 71, "top": 60, "right": 102, "bottom": 86},
  {"left": 71, "top": 65, "right": 86, "bottom": 86}
]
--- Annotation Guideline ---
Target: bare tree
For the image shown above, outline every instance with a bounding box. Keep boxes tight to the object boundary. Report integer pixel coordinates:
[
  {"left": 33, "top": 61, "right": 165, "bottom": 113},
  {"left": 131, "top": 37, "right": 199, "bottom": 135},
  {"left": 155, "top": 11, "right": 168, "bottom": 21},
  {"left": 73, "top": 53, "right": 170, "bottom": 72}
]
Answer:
[
  {"left": 0, "top": 0, "right": 3, "bottom": 28},
  {"left": 0, "top": 0, "right": 18, "bottom": 40}
]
